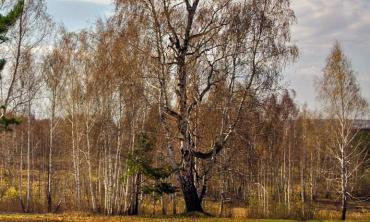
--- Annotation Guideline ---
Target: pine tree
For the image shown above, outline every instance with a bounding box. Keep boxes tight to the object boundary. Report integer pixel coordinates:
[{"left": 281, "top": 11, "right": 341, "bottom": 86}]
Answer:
[
  {"left": 128, "top": 133, "right": 177, "bottom": 194},
  {"left": 127, "top": 133, "right": 178, "bottom": 214},
  {"left": 0, "top": 0, "right": 24, "bottom": 73},
  {"left": 0, "top": 1, "right": 24, "bottom": 130}
]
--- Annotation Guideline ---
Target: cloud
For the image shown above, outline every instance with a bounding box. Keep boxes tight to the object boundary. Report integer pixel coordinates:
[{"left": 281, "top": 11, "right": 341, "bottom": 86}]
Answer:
[
  {"left": 47, "top": 0, "right": 114, "bottom": 31},
  {"left": 292, "top": 0, "right": 370, "bottom": 46},
  {"left": 287, "top": 0, "right": 370, "bottom": 109}
]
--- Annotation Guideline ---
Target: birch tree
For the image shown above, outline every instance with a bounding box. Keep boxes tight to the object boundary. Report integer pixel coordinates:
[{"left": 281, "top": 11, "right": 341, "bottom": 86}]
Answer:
[
  {"left": 3, "top": 0, "right": 52, "bottom": 212},
  {"left": 42, "top": 47, "right": 65, "bottom": 212},
  {"left": 116, "top": 0, "right": 298, "bottom": 212},
  {"left": 316, "top": 42, "right": 369, "bottom": 221}
]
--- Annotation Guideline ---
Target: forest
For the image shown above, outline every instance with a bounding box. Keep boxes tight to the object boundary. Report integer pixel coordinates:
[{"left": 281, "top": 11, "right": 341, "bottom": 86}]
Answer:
[{"left": 0, "top": 0, "right": 369, "bottom": 221}]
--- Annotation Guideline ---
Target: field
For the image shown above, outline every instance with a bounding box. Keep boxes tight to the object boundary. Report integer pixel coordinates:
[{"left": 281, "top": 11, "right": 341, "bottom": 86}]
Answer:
[
  {"left": 0, "top": 214, "right": 368, "bottom": 222},
  {"left": 0, "top": 199, "right": 369, "bottom": 221},
  {"left": 0, "top": 214, "right": 293, "bottom": 222},
  {"left": 0, "top": 209, "right": 370, "bottom": 222}
]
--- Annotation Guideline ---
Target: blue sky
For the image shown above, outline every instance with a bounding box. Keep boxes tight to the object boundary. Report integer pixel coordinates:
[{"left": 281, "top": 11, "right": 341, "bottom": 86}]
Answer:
[{"left": 45, "top": 0, "right": 370, "bottom": 111}]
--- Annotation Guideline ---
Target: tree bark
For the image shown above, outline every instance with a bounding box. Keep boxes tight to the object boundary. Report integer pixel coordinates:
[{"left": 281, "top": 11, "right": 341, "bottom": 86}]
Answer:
[
  {"left": 86, "top": 127, "right": 96, "bottom": 212},
  {"left": 172, "top": 193, "right": 176, "bottom": 215},
  {"left": 161, "top": 195, "right": 166, "bottom": 215},
  {"left": 47, "top": 110, "right": 53, "bottom": 213},
  {"left": 25, "top": 99, "right": 31, "bottom": 213},
  {"left": 179, "top": 166, "right": 203, "bottom": 213},
  {"left": 341, "top": 147, "right": 348, "bottom": 221},
  {"left": 127, "top": 173, "right": 139, "bottom": 215},
  {"left": 341, "top": 193, "right": 347, "bottom": 221}
]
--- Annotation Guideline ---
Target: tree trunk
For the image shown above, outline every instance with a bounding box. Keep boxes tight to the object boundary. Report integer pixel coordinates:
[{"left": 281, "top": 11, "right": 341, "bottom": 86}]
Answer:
[
  {"left": 161, "top": 195, "right": 166, "bottom": 215},
  {"left": 127, "top": 173, "right": 139, "bottom": 215},
  {"left": 219, "top": 192, "right": 225, "bottom": 217},
  {"left": 341, "top": 194, "right": 347, "bottom": 221},
  {"left": 47, "top": 114, "right": 53, "bottom": 213},
  {"left": 300, "top": 158, "right": 305, "bottom": 216},
  {"left": 341, "top": 149, "right": 348, "bottom": 221},
  {"left": 172, "top": 193, "right": 176, "bottom": 215},
  {"left": 179, "top": 168, "right": 203, "bottom": 213},
  {"left": 86, "top": 128, "right": 96, "bottom": 212},
  {"left": 19, "top": 131, "right": 25, "bottom": 212},
  {"left": 152, "top": 193, "right": 156, "bottom": 215},
  {"left": 71, "top": 117, "right": 81, "bottom": 209},
  {"left": 26, "top": 100, "right": 31, "bottom": 213}
]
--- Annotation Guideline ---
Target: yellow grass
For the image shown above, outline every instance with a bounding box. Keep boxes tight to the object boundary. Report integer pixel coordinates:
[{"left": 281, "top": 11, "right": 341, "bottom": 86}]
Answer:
[
  {"left": 314, "top": 209, "right": 370, "bottom": 221},
  {"left": 0, "top": 212, "right": 368, "bottom": 222},
  {"left": 0, "top": 213, "right": 292, "bottom": 222}
]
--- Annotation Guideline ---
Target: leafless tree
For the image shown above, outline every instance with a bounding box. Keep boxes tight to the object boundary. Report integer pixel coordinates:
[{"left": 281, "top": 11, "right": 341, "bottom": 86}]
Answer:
[
  {"left": 116, "top": 0, "right": 298, "bottom": 212},
  {"left": 316, "top": 42, "right": 369, "bottom": 221}
]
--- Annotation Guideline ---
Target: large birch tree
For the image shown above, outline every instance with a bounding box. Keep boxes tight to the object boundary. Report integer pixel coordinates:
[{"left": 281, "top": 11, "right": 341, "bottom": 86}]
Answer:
[{"left": 116, "top": 0, "right": 298, "bottom": 212}]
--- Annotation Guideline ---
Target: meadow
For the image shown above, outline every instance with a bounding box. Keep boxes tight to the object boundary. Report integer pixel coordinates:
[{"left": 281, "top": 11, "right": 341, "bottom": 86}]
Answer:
[{"left": 0, "top": 213, "right": 368, "bottom": 222}]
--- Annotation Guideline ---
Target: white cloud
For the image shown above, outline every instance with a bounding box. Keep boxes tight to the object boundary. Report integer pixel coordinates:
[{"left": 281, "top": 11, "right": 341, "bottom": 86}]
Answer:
[
  {"left": 287, "top": 0, "right": 370, "bottom": 109},
  {"left": 292, "top": 0, "right": 370, "bottom": 45}
]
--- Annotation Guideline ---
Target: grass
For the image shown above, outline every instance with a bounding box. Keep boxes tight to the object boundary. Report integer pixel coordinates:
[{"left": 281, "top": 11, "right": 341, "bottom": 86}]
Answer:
[
  {"left": 0, "top": 197, "right": 368, "bottom": 221},
  {"left": 0, "top": 213, "right": 293, "bottom": 222},
  {"left": 313, "top": 209, "right": 370, "bottom": 221},
  {"left": 0, "top": 213, "right": 368, "bottom": 222}
]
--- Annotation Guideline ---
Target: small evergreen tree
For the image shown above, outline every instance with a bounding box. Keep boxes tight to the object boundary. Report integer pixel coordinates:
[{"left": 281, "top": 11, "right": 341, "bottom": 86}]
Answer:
[{"left": 127, "top": 133, "right": 177, "bottom": 213}]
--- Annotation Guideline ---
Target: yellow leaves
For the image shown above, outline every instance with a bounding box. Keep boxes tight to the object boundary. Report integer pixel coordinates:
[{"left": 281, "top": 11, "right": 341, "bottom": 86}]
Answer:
[{"left": 3, "top": 186, "right": 21, "bottom": 200}]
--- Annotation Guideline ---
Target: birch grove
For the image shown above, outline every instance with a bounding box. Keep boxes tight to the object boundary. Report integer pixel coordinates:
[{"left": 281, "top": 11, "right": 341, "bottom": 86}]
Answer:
[{"left": 0, "top": 1, "right": 368, "bottom": 221}]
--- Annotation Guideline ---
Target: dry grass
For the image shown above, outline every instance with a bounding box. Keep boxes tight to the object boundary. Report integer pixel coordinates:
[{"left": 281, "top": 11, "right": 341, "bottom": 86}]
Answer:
[
  {"left": 0, "top": 212, "right": 368, "bottom": 222},
  {"left": 0, "top": 213, "right": 297, "bottom": 222},
  {"left": 314, "top": 209, "right": 370, "bottom": 221},
  {"left": 0, "top": 198, "right": 369, "bottom": 221}
]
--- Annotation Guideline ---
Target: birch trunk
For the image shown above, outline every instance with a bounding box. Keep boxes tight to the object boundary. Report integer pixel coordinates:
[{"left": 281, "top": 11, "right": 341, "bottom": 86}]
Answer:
[
  {"left": 86, "top": 127, "right": 96, "bottom": 212},
  {"left": 25, "top": 99, "right": 31, "bottom": 213},
  {"left": 47, "top": 107, "right": 54, "bottom": 212}
]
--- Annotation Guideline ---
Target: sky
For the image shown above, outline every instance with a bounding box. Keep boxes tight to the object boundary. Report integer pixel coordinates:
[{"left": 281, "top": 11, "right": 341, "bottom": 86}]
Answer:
[{"left": 45, "top": 0, "right": 370, "bottom": 111}]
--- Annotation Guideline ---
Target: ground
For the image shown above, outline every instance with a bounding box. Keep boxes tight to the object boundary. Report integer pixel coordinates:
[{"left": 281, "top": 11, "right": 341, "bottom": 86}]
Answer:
[
  {"left": 0, "top": 200, "right": 369, "bottom": 221},
  {"left": 0, "top": 214, "right": 368, "bottom": 222}
]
